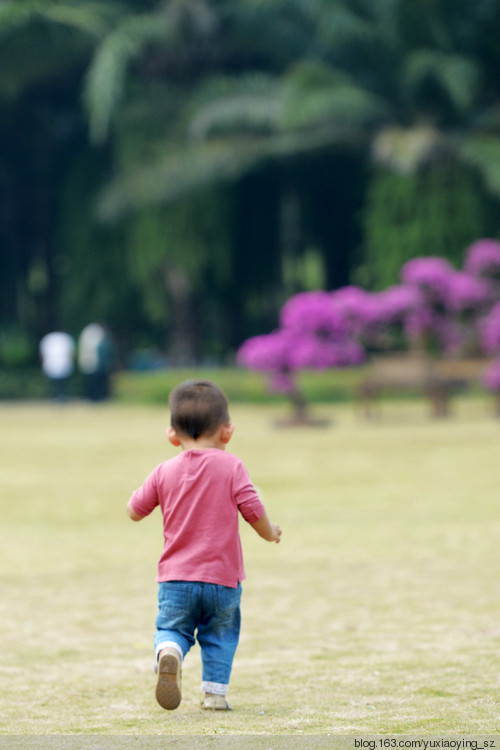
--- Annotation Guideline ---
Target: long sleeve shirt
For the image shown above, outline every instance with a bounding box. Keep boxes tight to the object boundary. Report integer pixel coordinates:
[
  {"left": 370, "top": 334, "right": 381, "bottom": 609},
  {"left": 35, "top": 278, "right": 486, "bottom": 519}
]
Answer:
[{"left": 128, "top": 448, "right": 265, "bottom": 587}]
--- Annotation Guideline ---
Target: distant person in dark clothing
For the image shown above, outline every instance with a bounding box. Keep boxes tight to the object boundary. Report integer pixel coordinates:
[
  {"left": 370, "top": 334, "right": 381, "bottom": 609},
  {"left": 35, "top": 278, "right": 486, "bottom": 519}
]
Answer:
[{"left": 77, "top": 323, "right": 115, "bottom": 401}]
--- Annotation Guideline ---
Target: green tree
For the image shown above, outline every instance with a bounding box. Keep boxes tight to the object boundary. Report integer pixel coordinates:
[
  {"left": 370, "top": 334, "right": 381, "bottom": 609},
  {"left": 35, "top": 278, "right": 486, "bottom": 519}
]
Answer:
[
  {"left": 84, "top": 0, "right": 381, "bottom": 352},
  {"left": 89, "top": 0, "right": 500, "bottom": 293},
  {"left": 2, "top": 0, "right": 500, "bottom": 366},
  {"left": 0, "top": 0, "right": 123, "bottom": 346},
  {"left": 361, "top": 162, "right": 499, "bottom": 289},
  {"left": 323, "top": 0, "right": 500, "bottom": 282}
]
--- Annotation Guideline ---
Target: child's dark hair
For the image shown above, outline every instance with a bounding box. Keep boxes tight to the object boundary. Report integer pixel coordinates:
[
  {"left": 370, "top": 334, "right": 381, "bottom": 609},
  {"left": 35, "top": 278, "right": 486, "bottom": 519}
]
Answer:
[{"left": 169, "top": 380, "right": 230, "bottom": 440}]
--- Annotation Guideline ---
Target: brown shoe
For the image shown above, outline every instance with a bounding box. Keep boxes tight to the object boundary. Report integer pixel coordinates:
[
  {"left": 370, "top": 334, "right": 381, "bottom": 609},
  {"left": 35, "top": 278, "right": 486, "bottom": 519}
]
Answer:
[
  {"left": 155, "top": 648, "right": 182, "bottom": 710},
  {"left": 201, "top": 693, "right": 232, "bottom": 710}
]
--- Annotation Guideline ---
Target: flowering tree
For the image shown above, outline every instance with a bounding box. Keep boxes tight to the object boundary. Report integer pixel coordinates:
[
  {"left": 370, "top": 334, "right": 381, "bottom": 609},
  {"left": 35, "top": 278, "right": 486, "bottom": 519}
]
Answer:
[
  {"left": 464, "top": 239, "right": 500, "bottom": 282},
  {"left": 393, "top": 255, "right": 493, "bottom": 355},
  {"left": 467, "top": 240, "right": 500, "bottom": 406},
  {"left": 237, "top": 238, "right": 500, "bottom": 419},
  {"left": 480, "top": 301, "right": 500, "bottom": 410},
  {"left": 237, "top": 290, "right": 365, "bottom": 421}
]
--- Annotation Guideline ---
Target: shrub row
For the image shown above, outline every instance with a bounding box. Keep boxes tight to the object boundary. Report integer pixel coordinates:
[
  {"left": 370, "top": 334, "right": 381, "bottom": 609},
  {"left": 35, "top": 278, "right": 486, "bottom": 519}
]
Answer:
[
  {"left": 113, "top": 367, "right": 368, "bottom": 405},
  {"left": 1, "top": 365, "right": 486, "bottom": 404}
]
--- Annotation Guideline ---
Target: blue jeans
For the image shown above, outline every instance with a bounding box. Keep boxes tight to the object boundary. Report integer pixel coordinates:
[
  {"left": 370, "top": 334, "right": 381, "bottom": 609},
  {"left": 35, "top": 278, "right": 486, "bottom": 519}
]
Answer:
[{"left": 155, "top": 581, "right": 242, "bottom": 692}]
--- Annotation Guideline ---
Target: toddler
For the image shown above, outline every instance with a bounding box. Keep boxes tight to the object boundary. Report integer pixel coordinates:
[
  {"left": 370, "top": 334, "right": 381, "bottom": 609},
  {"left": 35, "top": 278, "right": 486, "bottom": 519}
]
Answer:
[{"left": 127, "top": 379, "right": 281, "bottom": 710}]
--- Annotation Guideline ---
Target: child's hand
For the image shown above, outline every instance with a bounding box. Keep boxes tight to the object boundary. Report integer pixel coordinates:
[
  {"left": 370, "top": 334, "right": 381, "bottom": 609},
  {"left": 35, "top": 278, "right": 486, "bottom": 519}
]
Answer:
[
  {"left": 270, "top": 523, "right": 282, "bottom": 543},
  {"left": 250, "top": 512, "right": 282, "bottom": 543}
]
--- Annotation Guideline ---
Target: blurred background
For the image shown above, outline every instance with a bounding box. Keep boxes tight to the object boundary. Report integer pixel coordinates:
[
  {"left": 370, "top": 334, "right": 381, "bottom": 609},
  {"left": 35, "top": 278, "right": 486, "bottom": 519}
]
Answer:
[{"left": 2, "top": 0, "right": 500, "bottom": 399}]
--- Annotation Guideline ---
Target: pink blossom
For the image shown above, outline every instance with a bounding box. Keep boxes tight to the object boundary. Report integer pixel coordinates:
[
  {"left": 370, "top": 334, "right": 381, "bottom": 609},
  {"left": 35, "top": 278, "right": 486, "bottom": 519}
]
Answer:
[
  {"left": 236, "top": 321, "right": 365, "bottom": 377},
  {"left": 375, "top": 285, "right": 421, "bottom": 323},
  {"left": 280, "top": 291, "right": 346, "bottom": 336},
  {"left": 288, "top": 336, "right": 364, "bottom": 370},
  {"left": 433, "top": 317, "right": 467, "bottom": 354},
  {"left": 482, "top": 359, "right": 500, "bottom": 393},
  {"left": 400, "top": 257, "right": 455, "bottom": 300},
  {"left": 236, "top": 329, "right": 297, "bottom": 372},
  {"left": 238, "top": 243, "right": 500, "bottom": 395},
  {"left": 330, "top": 286, "right": 379, "bottom": 326},
  {"left": 403, "top": 306, "right": 435, "bottom": 339},
  {"left": 445, "top": 271, "right": 491, "bottom": 312},
  {"left": 464, "top": 239, "right": 500, "bottom": 279},
  {"left": 480, "top": 302, "right": 500, "bottom": 354}
]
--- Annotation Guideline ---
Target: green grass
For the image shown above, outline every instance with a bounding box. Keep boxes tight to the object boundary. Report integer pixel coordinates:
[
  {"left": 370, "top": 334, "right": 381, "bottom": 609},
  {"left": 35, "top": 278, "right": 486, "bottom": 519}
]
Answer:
[{"left": 1, "top": 398, "right": 500, "bottom": 736}]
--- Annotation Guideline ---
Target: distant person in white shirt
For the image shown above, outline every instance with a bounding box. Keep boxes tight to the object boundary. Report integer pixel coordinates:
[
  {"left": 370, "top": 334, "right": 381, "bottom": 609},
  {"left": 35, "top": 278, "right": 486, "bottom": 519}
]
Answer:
[{"left": 39, "top": 331, "right": 75, "bottom": 401}]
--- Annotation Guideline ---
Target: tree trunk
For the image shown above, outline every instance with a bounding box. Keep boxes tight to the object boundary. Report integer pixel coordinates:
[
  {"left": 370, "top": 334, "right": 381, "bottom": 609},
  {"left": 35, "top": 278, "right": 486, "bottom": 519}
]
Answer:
[
  {"left": 163, "top": 266, "right": 198, "bottom": 365},
  {"left": 280, "top": 184, "right": 302, "bottom": 297}
]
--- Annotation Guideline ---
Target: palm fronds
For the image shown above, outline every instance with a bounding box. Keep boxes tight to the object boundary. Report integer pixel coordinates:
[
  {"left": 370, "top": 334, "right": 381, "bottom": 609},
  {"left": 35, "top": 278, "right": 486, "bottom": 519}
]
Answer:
[
  {"left": 85, "top": 13, "right": 170, "bottom": 144},
  {"left": 404, "top": 50, "right": 481, "bottom": 115},
  {"left": 97, "top": 125, "right": 358, "bottom": 220},
  {"left": 0, "top": 0, "right": 116, "bottom": 36},
  {"left": 459, "top": 135, "right": 500, "bottom": 197},
  {"left": 280, "top": 61, "right": 392, "bottom": 131}
]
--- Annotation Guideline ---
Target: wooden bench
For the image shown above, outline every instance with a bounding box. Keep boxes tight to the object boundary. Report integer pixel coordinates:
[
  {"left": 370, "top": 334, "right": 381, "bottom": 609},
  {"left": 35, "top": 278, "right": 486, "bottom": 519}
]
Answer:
[{"left": 358, "top": 354, "right": 489, "bottom": 418}]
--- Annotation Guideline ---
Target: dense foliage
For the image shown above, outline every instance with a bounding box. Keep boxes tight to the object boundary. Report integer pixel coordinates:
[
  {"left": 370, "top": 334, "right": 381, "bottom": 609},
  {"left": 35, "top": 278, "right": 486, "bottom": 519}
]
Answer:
[{"left": 1, "top": 0, "right": 500, "bottom": 369}]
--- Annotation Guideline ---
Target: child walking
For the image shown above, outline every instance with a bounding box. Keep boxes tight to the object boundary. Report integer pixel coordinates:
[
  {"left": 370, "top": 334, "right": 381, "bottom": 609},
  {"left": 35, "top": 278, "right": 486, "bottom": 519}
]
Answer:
[{"left": 127, "top": 379, "right": 281, "bottom": 711}]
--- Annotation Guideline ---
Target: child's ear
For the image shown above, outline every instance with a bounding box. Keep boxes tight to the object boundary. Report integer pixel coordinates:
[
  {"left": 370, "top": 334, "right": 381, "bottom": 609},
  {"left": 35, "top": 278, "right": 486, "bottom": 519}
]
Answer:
[
  {"left": 220, "top": 424, "right": 235, "bottom": 444},
  {"left": 166, "top": 427, "right": 181, "bottom": 447}
]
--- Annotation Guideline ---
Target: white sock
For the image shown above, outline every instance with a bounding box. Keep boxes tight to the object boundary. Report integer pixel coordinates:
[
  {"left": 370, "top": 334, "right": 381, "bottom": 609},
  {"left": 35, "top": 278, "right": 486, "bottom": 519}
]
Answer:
[
  {"left": 201, "top": 681, "right": 228, "bottom": 696},
  {"left": 156, "top": 641, "right": 183, "bottom": 661}
]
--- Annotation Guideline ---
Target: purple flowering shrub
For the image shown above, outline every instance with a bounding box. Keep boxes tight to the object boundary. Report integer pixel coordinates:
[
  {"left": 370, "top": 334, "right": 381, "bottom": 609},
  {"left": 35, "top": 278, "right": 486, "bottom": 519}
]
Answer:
[
  {"left": 482, "top": 360, "right": 500, "bottom": 393},
  {"left": 237, "top": 291, "right": 366, "bottom": 405},
  {"left": 479, "top": 286, "right": 500, "bottom": 402},
  {"left": 481, "top": 301, "right": 500, "bottom": 397},
  {"left": 237, "top": 238, "right": 500, "bottom": 407},
  {"left": 480, "top": 302, "right": 500, "bottom": 355},
  {"left": 464, "top": 239, "right": 500, "bottom": 280},
  {"left": 400, "top": 257, "right": 455, "bottom": 300},
  {"left": 397, "top": 256, "right": 493, "bottom": 354}
]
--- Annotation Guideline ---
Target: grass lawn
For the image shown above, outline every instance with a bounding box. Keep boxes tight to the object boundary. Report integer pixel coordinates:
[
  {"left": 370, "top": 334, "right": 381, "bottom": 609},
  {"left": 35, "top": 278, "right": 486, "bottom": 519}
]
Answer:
[{"left": 1, "top": 397, "right": 499, "bottom": 737}]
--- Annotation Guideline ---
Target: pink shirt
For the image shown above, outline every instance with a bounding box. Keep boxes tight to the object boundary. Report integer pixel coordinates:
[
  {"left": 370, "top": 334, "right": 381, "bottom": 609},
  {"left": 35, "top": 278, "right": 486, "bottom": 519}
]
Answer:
[{"left": 129, "top": 449, "right": 265, "bottom": 588}]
